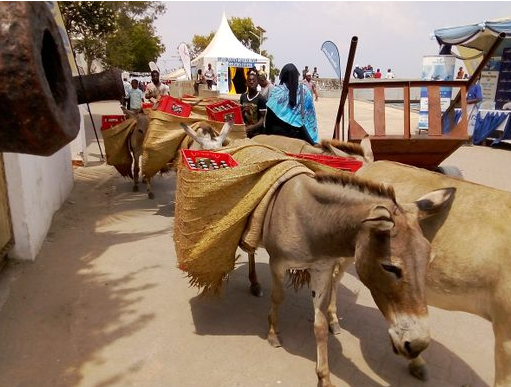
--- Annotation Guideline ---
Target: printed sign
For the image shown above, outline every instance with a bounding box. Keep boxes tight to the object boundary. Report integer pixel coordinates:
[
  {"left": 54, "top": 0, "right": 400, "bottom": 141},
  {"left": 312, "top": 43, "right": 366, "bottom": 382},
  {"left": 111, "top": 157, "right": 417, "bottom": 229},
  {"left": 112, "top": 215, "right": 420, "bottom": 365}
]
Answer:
[
  {"left": 495, "top": 48, "right": 511, "bottom": 109},
  {"left": 418, "top": 55, "right": 456, "bottom": 130}
]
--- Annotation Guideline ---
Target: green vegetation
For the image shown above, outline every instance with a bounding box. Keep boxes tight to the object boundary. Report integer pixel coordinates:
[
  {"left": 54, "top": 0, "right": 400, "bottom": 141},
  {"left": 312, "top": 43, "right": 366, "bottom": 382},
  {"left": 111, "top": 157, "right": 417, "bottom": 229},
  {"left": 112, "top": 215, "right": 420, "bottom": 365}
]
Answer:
[{"left": 60, "top": 1, "right": 166, "bottom": 73}]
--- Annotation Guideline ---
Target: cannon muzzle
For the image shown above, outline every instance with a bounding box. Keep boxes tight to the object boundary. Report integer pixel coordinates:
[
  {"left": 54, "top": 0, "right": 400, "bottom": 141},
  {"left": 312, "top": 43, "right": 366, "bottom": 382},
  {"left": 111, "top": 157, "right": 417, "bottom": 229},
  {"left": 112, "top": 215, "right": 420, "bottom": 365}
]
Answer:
[{"left": 0, "top": 2, "right": 124, "bottom": 156}]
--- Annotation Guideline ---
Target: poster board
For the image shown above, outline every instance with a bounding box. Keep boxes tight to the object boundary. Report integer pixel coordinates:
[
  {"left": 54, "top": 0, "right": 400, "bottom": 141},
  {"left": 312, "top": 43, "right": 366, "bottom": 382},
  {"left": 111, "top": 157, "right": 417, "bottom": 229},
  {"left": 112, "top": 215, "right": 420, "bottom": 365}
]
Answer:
[
  {"left": 495, "top": 48, "right": 511, "bottom": 109},
  {"left": 418, "top": 55, "right": 456, "bottom": 130}
]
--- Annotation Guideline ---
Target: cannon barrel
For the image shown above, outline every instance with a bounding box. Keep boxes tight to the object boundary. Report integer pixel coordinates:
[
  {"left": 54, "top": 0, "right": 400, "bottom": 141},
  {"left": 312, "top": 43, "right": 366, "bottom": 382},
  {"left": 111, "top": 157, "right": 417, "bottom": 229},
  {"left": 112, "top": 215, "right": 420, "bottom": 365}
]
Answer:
[
  {"left": 74, "top": 68, "right": 124, "bottom": 105},
  {"left": 0, "top": 2, "right": 124, "bottom": 156}
]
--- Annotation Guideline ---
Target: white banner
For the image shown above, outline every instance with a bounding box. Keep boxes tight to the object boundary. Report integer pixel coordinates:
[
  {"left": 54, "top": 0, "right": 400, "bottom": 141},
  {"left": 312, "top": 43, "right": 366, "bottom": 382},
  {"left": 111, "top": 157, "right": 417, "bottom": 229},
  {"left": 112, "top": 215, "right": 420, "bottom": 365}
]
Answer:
[{"left": 178, "top": 42, "right": 191, "bottom": 81}]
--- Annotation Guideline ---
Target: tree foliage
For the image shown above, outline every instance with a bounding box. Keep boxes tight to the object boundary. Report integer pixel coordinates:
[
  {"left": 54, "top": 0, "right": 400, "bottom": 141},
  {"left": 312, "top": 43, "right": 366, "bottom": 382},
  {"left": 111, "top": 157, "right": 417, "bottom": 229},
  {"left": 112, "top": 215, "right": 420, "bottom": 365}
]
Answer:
[{"left": 60, "top": 1, "right": 166, "bottom": 73}]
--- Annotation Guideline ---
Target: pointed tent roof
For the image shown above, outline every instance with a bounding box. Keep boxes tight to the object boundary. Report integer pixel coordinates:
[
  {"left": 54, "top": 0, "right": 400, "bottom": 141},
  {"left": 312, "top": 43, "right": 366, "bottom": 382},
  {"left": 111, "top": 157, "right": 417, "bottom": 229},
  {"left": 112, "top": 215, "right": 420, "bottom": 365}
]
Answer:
[{"left": 191, "top": 13, "right": 267, "bottom": 64}]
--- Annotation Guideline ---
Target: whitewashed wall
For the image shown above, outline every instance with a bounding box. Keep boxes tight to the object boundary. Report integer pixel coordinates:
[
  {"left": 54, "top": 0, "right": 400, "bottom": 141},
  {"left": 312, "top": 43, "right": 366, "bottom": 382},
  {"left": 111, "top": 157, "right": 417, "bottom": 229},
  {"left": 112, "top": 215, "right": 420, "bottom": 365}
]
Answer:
[{"left": 3, "top": 146, "right": 74, "bottom": 260}]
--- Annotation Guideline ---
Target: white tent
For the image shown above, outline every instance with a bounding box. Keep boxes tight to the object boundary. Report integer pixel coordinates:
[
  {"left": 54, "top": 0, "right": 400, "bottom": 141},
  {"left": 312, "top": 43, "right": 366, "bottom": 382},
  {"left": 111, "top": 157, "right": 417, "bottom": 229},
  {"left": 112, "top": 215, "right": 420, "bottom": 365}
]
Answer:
[{"left": 191, "top": 13, "right": 270, "bottom": 94}]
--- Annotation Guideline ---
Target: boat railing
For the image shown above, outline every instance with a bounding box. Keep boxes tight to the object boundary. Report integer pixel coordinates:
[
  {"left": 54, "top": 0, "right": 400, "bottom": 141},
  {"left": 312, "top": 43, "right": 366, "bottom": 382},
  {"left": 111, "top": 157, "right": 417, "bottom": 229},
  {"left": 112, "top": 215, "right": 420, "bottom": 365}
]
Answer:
[{"left": 347, "top": 79, "right": 469, "bottom": 141}]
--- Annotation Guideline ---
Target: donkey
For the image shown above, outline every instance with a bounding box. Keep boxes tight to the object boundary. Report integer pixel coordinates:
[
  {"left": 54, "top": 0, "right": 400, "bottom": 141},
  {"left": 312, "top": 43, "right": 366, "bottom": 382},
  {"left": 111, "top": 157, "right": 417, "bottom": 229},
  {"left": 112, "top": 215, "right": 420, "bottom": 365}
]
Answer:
[
  {"left": 261, "top": 171, "right": 455, "bottom": 387},
  {"left": 246, "top": 135, "right": 374, "bottom": 297},
  {"left": 356, "top": 160, "right": 511, "bottom": 387},
  {"left": 121, "top": 108, "right": 155, "bottom": 199}
]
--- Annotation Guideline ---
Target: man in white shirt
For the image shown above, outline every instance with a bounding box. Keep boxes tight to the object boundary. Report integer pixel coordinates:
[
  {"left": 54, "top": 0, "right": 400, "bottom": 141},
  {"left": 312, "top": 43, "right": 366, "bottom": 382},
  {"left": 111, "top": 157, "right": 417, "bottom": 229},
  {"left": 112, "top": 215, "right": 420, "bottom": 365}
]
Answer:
[
  {"left": 385, "top": 68, "right": 395, "bottom": 79},
  {"left": 204, "top": 63, "right": 216, "bottom": 90},
  {"left": 258, "top": 73, "right": 274, "bottom": 100},
  {"left": 123, "top": 77, "right": 131, "bottom": 108},
  {"left": 145, "top": 70, "right": 170, "bottom": 103},
  {"left": 303, "top": 72, "right": 319, "bottom": 101}
]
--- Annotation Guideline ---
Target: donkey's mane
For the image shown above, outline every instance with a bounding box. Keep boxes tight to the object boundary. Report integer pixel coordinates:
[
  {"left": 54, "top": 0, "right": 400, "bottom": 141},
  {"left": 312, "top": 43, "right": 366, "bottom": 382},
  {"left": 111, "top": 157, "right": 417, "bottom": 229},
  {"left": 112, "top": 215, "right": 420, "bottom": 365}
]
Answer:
[
  {"left": 314, "top": 172, "right": 395, "bottom": 201},
  {"left": 318, "top": 139, "right": 365, "bottom": 157}
]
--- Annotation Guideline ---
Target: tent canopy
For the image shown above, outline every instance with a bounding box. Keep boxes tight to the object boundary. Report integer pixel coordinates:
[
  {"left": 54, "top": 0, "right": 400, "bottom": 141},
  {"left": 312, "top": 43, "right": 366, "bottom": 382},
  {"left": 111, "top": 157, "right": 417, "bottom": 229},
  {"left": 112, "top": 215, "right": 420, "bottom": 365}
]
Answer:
[
  {"left": 191, "top": 12, "right": 269, "bottom": 67},
  {"left": 434, "top": 17, "right": 511, "bottom": 54}
]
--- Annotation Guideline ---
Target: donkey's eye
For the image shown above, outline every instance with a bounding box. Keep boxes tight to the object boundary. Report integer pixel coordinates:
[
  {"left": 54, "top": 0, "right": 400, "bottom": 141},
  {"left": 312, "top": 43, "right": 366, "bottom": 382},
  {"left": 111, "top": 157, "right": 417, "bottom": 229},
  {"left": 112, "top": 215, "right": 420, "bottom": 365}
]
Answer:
[{"left": 381, "top": 263, "right": 402, "bottom": 279}]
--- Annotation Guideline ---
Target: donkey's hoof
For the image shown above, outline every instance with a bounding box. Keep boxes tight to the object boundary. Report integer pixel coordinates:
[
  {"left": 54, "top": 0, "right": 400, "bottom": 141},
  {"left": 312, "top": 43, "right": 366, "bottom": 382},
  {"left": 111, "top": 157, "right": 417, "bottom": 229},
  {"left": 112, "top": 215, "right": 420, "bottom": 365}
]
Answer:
[
  {"left": 133, "top": 186, "right": 139, "bottom": 192},
  {"left": 148, "top": 192, "right": 155, "bottom": 200},
  {"left": 409, "top": 362, "right": 428, "bottom": 381},
  {"left": 329, "top": 321, "right": 342, "bottom": 335},
  {"left": 250, "top": 283, "right": 263, "bottom": 297},
  {"left": 267, "top": 333, "right": 282, "bottom": 348}
]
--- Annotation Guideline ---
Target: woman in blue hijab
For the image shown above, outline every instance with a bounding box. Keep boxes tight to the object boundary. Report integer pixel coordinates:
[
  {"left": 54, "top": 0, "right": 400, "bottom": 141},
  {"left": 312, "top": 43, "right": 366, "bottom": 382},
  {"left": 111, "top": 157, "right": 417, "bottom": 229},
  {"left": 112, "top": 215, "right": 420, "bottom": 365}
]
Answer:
[{"left": 265, "top": 63, "right": 318, "bottom": 144}]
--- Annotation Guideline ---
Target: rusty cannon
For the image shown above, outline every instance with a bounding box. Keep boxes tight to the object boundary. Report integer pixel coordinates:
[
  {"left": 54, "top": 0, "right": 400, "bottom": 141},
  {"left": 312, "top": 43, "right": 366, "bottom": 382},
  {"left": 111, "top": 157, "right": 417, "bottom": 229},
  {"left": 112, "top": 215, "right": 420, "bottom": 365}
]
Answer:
[{"left": 0, "top": 2, "right": 124, "bottom": 156}]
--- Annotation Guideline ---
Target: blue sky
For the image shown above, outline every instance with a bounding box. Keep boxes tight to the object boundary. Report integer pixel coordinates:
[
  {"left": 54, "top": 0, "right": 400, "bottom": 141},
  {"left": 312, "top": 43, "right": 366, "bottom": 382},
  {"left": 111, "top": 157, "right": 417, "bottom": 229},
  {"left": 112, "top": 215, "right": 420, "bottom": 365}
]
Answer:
[{"left": 153, "top": 1, "right": 510, "bottom": 78}]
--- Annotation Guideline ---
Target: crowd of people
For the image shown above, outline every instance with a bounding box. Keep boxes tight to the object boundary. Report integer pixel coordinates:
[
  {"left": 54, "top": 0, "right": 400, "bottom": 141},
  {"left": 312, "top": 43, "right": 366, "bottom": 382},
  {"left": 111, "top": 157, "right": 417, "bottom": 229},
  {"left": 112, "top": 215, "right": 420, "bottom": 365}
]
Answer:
[{"left": 353, "top": 64, "right": 395, "bottom": 79}]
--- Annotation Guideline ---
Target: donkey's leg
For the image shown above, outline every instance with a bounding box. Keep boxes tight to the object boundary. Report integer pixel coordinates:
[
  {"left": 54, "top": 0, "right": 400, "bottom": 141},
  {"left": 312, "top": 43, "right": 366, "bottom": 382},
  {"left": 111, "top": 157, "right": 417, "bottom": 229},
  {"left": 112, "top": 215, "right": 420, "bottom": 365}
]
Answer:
[
  {"left": 146, "top": 177, "right": 154, "bottom": 199},
  {"left": 267, "top": 260, "right": 286, "bottom": 348},
  {"left": 311, "top": 267, "right": 336, "bottom": 387},
  {"left": 493, "top": 310, "right": 511, "bottom": 387},
  {"left": 133, "top": 154, "right": 140, "bottom": 192},
  {"left": 328, "top": 257, "right": 352, "bottom": 335},
  {"left": 248, "top": 252, "right": 262, "bottom": 297}
]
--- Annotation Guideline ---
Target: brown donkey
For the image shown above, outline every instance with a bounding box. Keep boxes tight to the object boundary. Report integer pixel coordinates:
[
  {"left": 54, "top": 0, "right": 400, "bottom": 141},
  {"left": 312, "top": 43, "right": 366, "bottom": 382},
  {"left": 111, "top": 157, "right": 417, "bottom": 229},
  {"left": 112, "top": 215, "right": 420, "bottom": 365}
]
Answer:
[
  {"left": 261, "top": 172, "right": 455, "bottom": 387},
  {"left": 121, "top": 108, "right": 154, "bottom": 198}
]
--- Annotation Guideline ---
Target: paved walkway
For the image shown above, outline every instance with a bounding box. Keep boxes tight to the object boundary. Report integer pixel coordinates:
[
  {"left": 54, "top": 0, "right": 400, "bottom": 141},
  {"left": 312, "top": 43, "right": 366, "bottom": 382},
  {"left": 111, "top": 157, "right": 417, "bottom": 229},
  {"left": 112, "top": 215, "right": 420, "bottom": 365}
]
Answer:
[{"left": 0, "top": 97, "right": 504, "bottom": 387}]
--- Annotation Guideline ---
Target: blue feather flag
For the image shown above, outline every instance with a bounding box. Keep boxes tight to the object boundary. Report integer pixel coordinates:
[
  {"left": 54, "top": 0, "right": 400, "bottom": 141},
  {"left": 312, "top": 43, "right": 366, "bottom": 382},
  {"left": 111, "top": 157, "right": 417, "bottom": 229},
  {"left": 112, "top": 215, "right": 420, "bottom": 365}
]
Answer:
[{"left": 321, "top": 41, "right": 342, "bottom": 79}]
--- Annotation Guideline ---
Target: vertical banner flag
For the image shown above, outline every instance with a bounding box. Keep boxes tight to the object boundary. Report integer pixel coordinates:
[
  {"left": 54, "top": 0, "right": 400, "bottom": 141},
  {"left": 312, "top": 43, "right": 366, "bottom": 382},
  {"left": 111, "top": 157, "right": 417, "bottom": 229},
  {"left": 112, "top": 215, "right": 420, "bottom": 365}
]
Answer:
[
  {"left": 418, "top": 55, "right": 456, "bottom": 131},
  {"left": 178, "top": 42, "right": 192, "bottom": 81},
  {"left": 321, "top": 41, "right": 342, "bottom": 79}
]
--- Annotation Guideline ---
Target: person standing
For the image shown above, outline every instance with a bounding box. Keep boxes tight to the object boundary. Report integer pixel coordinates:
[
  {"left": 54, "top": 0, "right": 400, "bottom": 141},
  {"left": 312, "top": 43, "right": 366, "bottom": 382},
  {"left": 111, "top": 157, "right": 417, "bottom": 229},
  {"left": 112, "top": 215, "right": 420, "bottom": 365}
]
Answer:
[
  {"left": 123, "top": 77, "right": 132, "bottom": 108},
  {"left": 145, "top": 70, "right": 170, "bottom": 104},
  {"left": 302, "top": 65, "right": 309, "bottom": 80},
  {"left": 467, "top": 76, "right": 483, "bottom": 105},
  {"left": 204, "top": 63, "right": 215, "bottom": 90},
  {"left": 385, "top": 68, "right": 395, "bottom": 79},
  {"left": 456, "top": 67, "right": 465, "bottom": 79},
  {"left": 303, "top": 72, "right": 319, "bottom": 102},
  {"left": 240, "top": 71, "right": 266, "bottom": 138},
  {"left": 312, "top": 67, "right": 319, "bottom": 79},
  {"left": 193, "top": 69, "right": 205, "bottom": 96},
  {"left": 259, "top": 64, "right": 268, "bottom": 78},
  {"left": 128, "top": 79, "right": 144, "bottom": 112},
  {"left": 467, "top": 75, "right": 483, "bottom": 136},
  {"left": 265, "top": 63, "right": 318, "bottom": 145},
  {"left": 258, "top": 73, "right": 274, "bottom": 100}
]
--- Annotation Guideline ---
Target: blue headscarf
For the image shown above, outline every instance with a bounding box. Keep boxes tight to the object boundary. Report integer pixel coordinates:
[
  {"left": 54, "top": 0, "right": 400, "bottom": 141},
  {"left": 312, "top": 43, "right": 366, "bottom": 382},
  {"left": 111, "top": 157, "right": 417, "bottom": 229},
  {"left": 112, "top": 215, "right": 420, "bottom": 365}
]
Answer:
[{"left": 266, "top": 63, "right": 318, "bottom": 143}]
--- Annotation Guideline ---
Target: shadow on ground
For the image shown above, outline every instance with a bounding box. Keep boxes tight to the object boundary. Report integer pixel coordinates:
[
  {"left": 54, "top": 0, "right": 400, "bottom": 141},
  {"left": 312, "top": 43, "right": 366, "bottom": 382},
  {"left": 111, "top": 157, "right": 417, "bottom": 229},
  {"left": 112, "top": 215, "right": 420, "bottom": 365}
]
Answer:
[
  {"left": 0, "top": 165, "right": 176, "bottom": 387},
  {"left": 190, "top": 261, "right": 488, "bottom": 387}
]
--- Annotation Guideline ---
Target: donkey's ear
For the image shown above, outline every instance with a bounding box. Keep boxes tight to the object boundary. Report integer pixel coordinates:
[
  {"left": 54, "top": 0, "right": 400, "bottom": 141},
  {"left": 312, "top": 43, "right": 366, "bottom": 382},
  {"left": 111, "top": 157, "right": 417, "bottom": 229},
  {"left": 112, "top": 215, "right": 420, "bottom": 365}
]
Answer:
[
  {"left": 360, "top": 135, "right": 374, "bottom": 163},
  {"left": 180, "top": 123, "right": 203, "bottom": 145},
  {"left": 414, "top": 187, "right": 456, "bottom": 220},
  {"left": 218, "top": 119, "right": 233, "bottom": 145},
  {"left": 362, "top": 205, "right": 394, "bottom": 232},
  {"left": 121, "top": 106, "right": 136, "bottom": 119}
]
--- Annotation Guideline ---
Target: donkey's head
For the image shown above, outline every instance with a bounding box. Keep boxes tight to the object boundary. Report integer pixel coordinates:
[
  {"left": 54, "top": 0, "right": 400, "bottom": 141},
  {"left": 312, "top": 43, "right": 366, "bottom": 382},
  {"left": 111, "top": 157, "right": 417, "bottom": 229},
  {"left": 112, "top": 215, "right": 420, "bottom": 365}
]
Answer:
[
  {"left": 180, "top": 120, "right": 233, "bottom": 150},
  {"left": 354, "top": 187, "right": 455, "bottom": 360}
]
